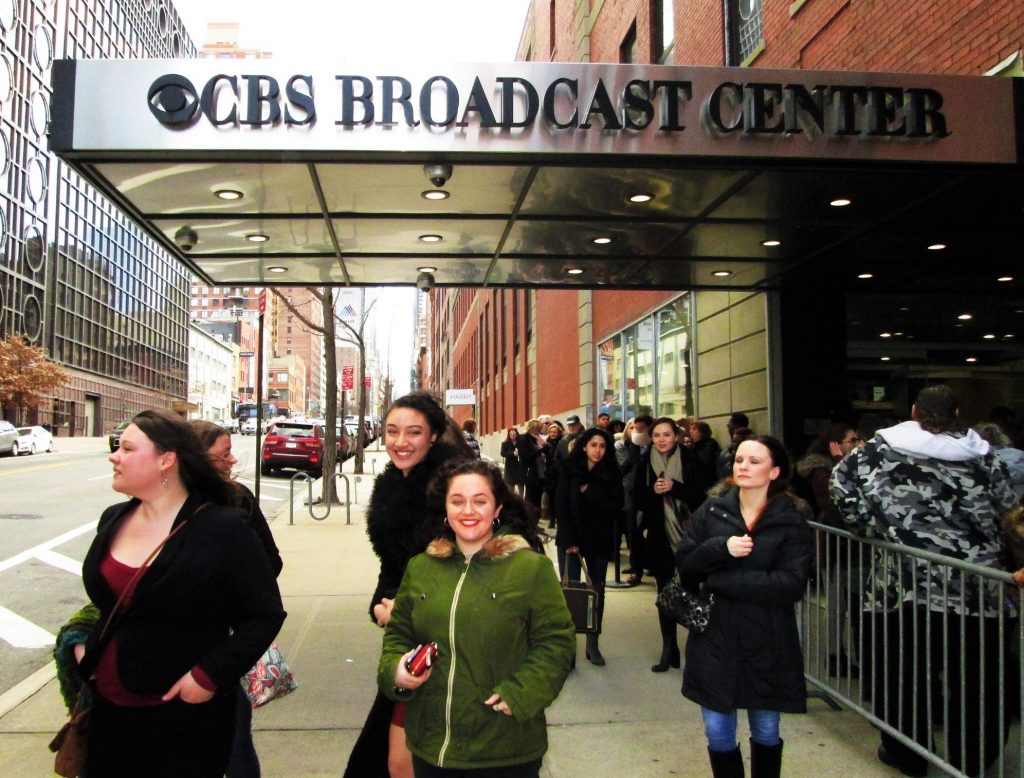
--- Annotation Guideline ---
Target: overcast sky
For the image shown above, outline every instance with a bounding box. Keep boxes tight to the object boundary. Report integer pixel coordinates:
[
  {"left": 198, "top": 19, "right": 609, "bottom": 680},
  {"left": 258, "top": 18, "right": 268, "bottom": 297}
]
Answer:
[
  {"left": 171, "top": 0, "right": 533, "bottom": 62},
  {"left": 169, "top": 1, "right": 532, "bottom": 396}
]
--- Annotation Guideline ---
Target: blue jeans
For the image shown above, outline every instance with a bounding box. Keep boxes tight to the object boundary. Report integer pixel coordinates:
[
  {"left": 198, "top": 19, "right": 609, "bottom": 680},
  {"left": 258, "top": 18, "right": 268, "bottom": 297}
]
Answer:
[{"left": 701, "top": 707, "right": 781, "bottom": 752}]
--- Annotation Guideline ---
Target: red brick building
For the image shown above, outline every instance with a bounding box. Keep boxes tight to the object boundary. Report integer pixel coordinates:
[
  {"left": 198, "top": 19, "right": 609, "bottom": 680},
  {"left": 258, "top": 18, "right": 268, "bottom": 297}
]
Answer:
[{"left": 429, "top": 1, "right": 1024, "bottom": 456}]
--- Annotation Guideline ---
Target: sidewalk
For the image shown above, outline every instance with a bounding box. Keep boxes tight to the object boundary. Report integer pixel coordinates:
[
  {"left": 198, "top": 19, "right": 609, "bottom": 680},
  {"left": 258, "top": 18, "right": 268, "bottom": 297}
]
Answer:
[{"left": 0, "top": 447, "right": 898, "bottom": 776}]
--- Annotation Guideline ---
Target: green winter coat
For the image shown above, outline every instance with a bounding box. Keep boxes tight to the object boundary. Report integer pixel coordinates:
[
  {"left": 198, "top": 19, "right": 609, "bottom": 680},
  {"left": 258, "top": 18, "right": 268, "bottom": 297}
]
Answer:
[{"left": 377, "top": 533, "right": 575, "bottom": 770}]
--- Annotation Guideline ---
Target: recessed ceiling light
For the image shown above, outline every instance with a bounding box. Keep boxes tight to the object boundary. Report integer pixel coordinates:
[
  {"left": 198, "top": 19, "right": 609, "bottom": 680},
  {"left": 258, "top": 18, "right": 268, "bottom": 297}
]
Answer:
[
  {"left": 957, "top": 313, "right": 973, "bottom": 320},
  {"left": 592, "top": 236, "right": 612, "bottom": 245},
  {"left": 215, "top": 189, "right": 243, "bottom": 200},
  {"left": 246, "top": 233, "right": 269, "bottom": 243},
  {"left": 998, "top": 275, "right": 1014, "bottom": 282},
  {"left": 880, "top": 356, "right": 891, "bottom": 362},
  {"left": 857, "top": 272, "right": 874, "bottom": 279},
  {"left": 880, "top": 332, "right": 892, "bottom": 338},
  {"left": 966, "top": 357, "right": 978, "bottom": 363},
  {"left": 417, "top": 265, "right": 437, "bottom": 273},
  {"left": 983, "top": 334, "right": 997, "bottom": 339},
  {"left": 899, "top": 306, "right": 910, "bottom": 312},
  {"left": 927, "top": 243, "right": 947, "bottom": 251},
  {"left": 567, "top": 267, "right": 584, "bottom": 275},
  {"left": 267, "top": 266, "right": 287, "bottom": 273},
  {"left": 762, "top": 239, "right": 781, "bottom": 247},
  {"left": 894, "top": 331, "right": 904, "bottom": 336},
  {"left": 628, "top": 193, "right": 653, "bottom": 204},
  {"left": 712, "top": 270, "right": 733, "bottom": 278},
  {"left": 419, "top": 234, "right": 443, "bottom": 243},
  {"left": 1005, "top": 334, "right": 1016, "bottom": 339},
  {"left": 421, "top": 189, "right": 450, "bottom": 201},
  {"left": 830, "top": 198, "right": 852, "bottom": 207}
]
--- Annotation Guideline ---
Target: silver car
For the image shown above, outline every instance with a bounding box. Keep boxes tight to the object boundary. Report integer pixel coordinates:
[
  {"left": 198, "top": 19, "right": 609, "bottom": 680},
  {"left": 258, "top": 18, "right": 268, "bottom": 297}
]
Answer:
[{"left": 0, "top": 420, "right": 17, "bottom": 455}]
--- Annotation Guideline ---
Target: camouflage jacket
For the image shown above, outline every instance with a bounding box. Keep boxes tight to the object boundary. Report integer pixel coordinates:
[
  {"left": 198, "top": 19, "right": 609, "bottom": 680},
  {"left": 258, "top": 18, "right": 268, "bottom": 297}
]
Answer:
[{"left": 830, "top": 421, "right": 1017, "bottom": 616}]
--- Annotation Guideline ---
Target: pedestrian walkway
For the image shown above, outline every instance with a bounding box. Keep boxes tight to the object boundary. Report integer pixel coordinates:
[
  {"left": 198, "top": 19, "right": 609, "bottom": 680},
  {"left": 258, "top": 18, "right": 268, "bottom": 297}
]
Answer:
[{"left": 0, "top": 447, "right": 899, "bottom": 776}]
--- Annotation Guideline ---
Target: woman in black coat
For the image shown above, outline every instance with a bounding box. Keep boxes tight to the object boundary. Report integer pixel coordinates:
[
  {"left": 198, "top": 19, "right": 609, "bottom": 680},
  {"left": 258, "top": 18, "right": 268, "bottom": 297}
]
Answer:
[
  {"left": 344, "top": 392, "right": 472, "bottom": 778},
  {"left": 676, "top": 435, "right": 812, "bottom": 778},
  {"left": 557, "top": 426, "right": 623, "bottom": 666},
  {"left": 517, "top": 418, "right": 547, "bottom": 511},
  {"left": 634, "top": 417, "right": 706, "bottom": 673},
  {"left": 500, "top": 427, "right": 525, "bottom": 495},
  {"left": 79, "top": 410, "right": 285, "bottom": 778}
]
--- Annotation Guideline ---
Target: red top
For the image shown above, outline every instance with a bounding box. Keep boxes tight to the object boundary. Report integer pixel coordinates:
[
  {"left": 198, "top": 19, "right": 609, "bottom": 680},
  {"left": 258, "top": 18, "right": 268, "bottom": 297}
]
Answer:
[{"left": 93, "top": 553, "right": 216, "bottom": 706}]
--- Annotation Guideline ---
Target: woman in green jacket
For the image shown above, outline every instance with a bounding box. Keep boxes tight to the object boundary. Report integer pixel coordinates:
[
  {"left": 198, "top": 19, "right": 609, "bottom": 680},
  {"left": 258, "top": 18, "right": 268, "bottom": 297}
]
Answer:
[{"left": 377, "top": 459, "right": 575, "bottom": 777}]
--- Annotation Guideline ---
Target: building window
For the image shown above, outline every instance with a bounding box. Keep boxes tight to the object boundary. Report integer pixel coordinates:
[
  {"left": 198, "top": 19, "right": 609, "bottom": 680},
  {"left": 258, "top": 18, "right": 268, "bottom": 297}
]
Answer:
[
  {"left": 727, "top": 0, "right": 764, "bottom": 65},
  {"left": 654, "top": 0, "right": 674, "bottom": 63},
  {"left": 620, "top": 21, "right": 637, "bottom": 63}
]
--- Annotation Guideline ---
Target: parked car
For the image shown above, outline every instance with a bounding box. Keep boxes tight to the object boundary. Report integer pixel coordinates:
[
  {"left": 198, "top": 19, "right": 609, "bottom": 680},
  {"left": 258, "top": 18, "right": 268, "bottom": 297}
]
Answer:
[
  {"left": 13, "top": 425, "right": 54, "bottom": 455},
  {"left": 241, "top": 418, "right": 268, "bottom": 436},
  {"left": 344, "top": 415, "right": 374, "bottom": 447},
  {"left": 0, "top": 420, "right": 17, "bottom": 455},
  {"left": 216, "top": 417, "right": 239, "bottom": 433},
  {"left": 108, "top": 419, "right": 130, "bottom": 452},
  {"left": 260, "top": 420, "right": 350, "bottom": 477}
]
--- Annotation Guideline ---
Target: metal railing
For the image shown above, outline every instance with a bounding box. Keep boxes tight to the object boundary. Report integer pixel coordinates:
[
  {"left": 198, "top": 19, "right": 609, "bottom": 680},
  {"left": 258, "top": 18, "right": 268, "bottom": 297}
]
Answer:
[{"left": 803, "top": 522, "right": 1023, "bottom": 777}]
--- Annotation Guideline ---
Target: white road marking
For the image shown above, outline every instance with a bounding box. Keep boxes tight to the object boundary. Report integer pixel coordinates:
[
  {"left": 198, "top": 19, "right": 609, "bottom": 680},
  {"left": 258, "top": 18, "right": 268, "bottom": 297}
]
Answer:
[
  {"left": 0, "top": 605, "right": 55, "bottom": 648},
  {"left": 0, "top": 663, "right": 55, "bottom": 719},
  {"left": 0, "top": 521, "right": 97, "bottom": 574},
  {"left": 33, "top": 549, "right": 83, "bottom": 575},
  {"left": 86, "top": 473, "right": 112, "bottom": 481}
]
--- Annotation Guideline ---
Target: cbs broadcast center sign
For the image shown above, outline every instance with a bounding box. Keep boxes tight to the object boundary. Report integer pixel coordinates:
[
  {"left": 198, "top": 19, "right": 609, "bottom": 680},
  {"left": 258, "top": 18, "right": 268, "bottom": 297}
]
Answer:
[{"left": 50, "top": 60, "right": 1021, "bottom": 165}]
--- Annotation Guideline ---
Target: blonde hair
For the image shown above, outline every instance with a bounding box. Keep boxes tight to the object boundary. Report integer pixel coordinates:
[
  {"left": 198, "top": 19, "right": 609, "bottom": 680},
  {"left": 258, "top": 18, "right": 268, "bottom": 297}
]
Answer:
[{"left": 525, "top": 419, "right": 543, "bottom": 435}]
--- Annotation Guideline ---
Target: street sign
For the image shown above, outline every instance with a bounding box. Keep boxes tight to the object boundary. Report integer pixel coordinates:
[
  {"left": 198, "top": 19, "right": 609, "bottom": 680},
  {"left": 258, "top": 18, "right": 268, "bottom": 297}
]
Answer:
[
  {"left": 445, "top": 389, "right": 476, "bottom": 406},
  {"left": 364, "top": 376, "right": 371, "bottom": 388},
  {"left": 341, "top": 365, "right": 354, "bottom": 391},
  {"left": 258, "top": 288, "right": 267, "bottom": 315}
]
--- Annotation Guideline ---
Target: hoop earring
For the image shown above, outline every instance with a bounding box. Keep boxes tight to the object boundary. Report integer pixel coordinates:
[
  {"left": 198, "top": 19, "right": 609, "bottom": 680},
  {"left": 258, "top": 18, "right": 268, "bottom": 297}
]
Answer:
[
  {"left": 492, "top": 516, "right": 501, "bottom": 528},
  {"left": 442, "top": 517, "right": 449, "bottom": 528}
]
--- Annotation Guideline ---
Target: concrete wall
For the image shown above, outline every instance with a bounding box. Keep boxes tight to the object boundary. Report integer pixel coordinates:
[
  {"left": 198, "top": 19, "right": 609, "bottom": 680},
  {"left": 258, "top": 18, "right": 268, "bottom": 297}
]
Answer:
[{"left": 694, "top": 290, "right": 771, "bottom": 445}]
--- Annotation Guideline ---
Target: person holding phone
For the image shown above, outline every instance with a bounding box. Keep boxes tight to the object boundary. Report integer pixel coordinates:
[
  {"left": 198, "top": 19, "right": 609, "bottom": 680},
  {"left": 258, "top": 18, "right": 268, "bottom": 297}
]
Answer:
[
  {"left": 378, "top": 459, "right": 575, "bottom": 778},
  {"left": 676, "top": 435, "right": 812, "bottom": 778}
]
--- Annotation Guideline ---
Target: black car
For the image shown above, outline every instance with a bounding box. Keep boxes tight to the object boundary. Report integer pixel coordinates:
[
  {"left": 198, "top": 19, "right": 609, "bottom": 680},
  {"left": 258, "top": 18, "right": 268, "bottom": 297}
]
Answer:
[{"left": 108, "top": 419, "right": 130, "bottom": 452}]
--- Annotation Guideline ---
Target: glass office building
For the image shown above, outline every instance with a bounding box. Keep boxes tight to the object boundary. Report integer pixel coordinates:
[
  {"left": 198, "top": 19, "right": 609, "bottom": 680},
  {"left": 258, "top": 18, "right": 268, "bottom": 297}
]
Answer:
[{"left": 0, "top": 0, "right": 194, "bottom": 435}]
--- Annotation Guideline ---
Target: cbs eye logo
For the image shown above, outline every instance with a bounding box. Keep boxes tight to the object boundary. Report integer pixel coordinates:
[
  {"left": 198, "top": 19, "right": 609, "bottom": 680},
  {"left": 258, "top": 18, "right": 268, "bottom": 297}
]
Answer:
[{"left": 148, "top": 74, "right": 199, "bottom": 125}]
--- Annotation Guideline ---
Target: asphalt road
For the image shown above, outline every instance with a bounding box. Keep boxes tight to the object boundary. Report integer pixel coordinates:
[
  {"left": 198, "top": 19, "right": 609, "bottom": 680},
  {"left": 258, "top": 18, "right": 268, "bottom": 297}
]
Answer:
[{"left": 0, "top": 434, "right": 289, "bottom": 697}]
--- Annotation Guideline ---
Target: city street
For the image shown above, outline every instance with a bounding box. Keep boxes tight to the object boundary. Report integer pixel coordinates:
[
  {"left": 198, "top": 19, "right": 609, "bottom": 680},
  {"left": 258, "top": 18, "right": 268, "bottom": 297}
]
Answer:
[{"left": 0, "top": 434, "right": 288, "bottom": 698}]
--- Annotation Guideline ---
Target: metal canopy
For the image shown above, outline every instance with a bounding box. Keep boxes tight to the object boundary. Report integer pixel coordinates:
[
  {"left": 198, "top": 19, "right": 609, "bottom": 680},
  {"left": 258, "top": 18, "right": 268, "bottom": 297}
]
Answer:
[{"left": 49, "top": 59, "right": 1024, "bottom": 360}]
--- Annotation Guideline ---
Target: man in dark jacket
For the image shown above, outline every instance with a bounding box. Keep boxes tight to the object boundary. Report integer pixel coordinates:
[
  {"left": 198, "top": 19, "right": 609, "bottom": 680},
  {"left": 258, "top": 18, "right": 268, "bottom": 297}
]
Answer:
[
  {"left": 690, "top": 421, "right": 721, "bottom": 491},
  {"left": 461, "top": 419, "right": 481, "bottom": 458}
]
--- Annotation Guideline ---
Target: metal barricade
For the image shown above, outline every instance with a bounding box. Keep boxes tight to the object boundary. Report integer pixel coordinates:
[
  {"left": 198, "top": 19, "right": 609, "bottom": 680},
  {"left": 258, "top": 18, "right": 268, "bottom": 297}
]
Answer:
[
  {"left": 288, "top": 472, "right": 352, "bottom": 525},
  {"left": 803, "top": 521, "right": 1023, "bottom": 777}
]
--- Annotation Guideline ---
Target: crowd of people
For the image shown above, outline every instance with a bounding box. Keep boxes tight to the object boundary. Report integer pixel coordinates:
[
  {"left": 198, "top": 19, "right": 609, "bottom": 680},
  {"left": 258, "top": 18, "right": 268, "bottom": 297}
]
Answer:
[{"left": 56, "top": 386, "right": 1024, "bottom": 778}]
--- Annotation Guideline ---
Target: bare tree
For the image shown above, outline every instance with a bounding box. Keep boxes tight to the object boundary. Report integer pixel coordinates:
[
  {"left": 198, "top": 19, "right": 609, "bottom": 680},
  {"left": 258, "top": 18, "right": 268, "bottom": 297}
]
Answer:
[{"left": 272, "top": 288, "right": 377, "bottom": 506}]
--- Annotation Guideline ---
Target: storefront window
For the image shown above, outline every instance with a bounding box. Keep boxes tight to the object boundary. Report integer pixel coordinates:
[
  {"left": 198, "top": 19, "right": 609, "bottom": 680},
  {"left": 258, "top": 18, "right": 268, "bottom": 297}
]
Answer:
[{"left": 598, "top": 293, "right": 694, "bottom": 423}]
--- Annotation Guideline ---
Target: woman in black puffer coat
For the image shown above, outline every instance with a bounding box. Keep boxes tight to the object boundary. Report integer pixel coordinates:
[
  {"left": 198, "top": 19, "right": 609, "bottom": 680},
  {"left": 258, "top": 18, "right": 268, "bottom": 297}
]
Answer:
[
  {"left": 557, "top": 427, "right": 623, "bottom": 667},
  {"left": 343, "top": 392, "right": 472, "bottom": 778},
  {"left": 676, "top": 435, "right": 812, "bottom": 778}
]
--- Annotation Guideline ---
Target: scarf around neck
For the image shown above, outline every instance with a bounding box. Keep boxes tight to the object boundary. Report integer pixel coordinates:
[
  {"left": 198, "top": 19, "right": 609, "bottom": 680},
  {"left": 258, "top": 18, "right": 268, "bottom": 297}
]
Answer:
[{"left": 649, "top": 444, "right": 685, "bottom": 550}]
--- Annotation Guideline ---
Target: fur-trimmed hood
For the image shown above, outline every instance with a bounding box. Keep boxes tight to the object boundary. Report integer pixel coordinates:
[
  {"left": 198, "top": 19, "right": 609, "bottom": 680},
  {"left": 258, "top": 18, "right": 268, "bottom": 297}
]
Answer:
[
  {"left": 796, "top": 452, "right": 834, "bottom": 479},
  {"left": 425, "top": 533, "right": 532, "bottom": 560}
]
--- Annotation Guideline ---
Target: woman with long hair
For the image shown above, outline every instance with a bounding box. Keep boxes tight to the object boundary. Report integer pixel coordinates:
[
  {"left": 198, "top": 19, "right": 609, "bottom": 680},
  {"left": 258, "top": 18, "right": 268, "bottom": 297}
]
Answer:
[
  {"left": 634, "top": 417, "right": 706, "bottom": 673},
  {"left": 677, "top": 435, "right": 812, "bottom": 778},
  {"left": 557, "top": 427, "right": 623, "bottom": 666},
  {"left": 191, "top": 419, "right": 283, "bottom": 777},
  {"left": 378, "top": 459, "right": 574, "bottom": 777},
  {"left": 345, "top": 392, "right": 473, "bottom": 778},
  {"left": 77, "top": 410, "right": 285, "bottom": 777}
]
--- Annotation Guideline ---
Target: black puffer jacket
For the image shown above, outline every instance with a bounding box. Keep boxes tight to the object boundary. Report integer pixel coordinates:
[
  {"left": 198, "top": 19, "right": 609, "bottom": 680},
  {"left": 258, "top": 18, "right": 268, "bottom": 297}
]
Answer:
[
  {"left": 365, "top": 441, "right": 465, "bottom": 620},
  {"left": 676, "top": 487, "right": 812, "bottom": 714}
]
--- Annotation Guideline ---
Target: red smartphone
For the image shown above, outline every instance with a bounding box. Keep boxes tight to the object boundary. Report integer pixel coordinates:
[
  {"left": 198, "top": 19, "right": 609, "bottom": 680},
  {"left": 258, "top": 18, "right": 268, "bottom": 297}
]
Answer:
[{"left": 405, "top": 643, "right": 438, "bottom": 677}]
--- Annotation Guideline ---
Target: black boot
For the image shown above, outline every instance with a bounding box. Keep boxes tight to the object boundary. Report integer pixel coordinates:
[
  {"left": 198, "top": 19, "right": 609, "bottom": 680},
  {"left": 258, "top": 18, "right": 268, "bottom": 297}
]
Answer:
[
  {"left": 585, "top": 633, "right": 605, "bottom": 666},
  {"left": 708, "top": 745, "right": 744, "bottom": 778},
  {"left": 749, "top": 739, "right": 782, "bottom": 778},
  {"left": 651, "top": 640, "right": 680, "bottom": 672},
  {"left": 652, "top": 612, "right": 681, "bottom": 672}
]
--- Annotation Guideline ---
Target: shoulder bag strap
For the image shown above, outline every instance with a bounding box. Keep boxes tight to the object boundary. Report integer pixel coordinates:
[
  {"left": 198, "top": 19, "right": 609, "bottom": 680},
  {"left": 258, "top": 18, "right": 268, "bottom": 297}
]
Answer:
[{"left": 94, "top": 502, "right": 209, "bottom": 645}]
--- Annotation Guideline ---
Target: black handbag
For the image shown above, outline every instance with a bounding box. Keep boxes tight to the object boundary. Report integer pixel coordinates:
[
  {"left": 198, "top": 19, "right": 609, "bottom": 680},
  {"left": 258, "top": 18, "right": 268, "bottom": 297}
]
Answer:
[
  {"left": 561, "top": 558, "right": 598, "bottom": 634},
  {"left": 656, "top": 575, "right": 714, "bottom": 634}
]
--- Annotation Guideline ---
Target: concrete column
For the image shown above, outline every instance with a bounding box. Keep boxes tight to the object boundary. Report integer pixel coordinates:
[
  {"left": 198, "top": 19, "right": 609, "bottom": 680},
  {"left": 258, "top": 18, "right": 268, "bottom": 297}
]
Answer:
[{"left": 578, "top": 290, "right": 594, "bottom": 422}]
